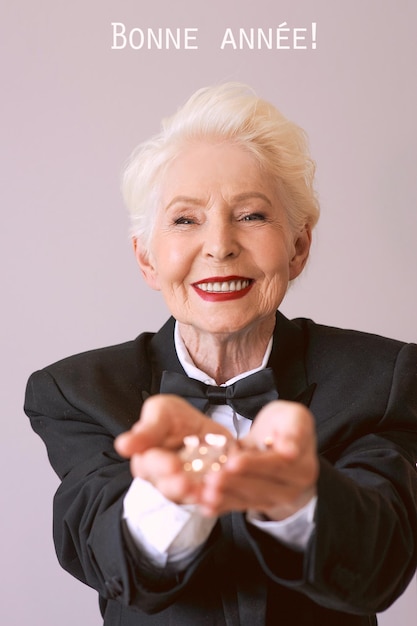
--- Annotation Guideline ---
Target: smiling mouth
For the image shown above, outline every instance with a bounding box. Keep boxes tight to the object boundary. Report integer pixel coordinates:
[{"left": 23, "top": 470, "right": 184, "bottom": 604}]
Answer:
[
  {"left": 195, "top": 278, "right": 252, "bottom": 293},
  {"left": 192, "top": 277, "right": 254, "bottom": 301}
]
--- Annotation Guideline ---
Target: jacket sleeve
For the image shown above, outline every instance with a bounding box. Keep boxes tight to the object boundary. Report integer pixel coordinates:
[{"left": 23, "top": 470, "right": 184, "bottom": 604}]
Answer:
[
  {"left": 24, "top": 368, "right": 219, "bottom": 615},
  {"left": 243, "top": 341, "right": 417, "bottom": 614}
]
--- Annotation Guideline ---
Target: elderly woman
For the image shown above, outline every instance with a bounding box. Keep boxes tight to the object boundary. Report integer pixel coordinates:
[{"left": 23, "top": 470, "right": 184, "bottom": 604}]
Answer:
[{"left": 25, "top": 84, "right": 417, "bottom": 626}]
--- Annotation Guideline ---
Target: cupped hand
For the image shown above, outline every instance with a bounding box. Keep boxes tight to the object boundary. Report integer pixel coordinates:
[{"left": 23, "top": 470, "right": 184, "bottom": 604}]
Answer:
[
  {"left": 114, "top": 394, "right": 233, "bottom": 503},
  {"left": 198, "top": 400, "right": 319, "bottom": 520}
]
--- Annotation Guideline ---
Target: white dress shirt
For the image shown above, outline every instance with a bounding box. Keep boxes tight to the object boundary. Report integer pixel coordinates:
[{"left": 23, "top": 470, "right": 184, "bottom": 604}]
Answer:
[{"left": 123, "top": 323, "right": 317, "bottom": 568}]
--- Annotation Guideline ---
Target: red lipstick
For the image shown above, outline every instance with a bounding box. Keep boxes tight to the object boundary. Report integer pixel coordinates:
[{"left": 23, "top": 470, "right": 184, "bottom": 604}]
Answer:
[{"left": 192, "top": 276, "right": 254, "bottom": 302}]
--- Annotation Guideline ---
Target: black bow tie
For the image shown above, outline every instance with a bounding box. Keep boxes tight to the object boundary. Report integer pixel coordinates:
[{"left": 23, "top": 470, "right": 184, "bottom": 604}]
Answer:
[{"left": 160, "top": 368, "right": 279, "bottom": 421}]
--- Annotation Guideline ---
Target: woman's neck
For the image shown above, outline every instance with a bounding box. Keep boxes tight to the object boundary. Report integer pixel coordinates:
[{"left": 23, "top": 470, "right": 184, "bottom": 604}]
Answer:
[{"left": 178, "top": 316, "right": 276, "bottom": 384}]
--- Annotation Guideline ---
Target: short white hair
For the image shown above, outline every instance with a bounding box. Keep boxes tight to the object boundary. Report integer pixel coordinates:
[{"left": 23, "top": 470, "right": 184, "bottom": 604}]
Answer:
[{"left": 122, "top": 83, "right": 320, "bottom": 252}]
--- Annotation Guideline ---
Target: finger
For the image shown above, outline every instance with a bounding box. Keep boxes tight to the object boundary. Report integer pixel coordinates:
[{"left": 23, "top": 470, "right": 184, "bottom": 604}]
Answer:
[
  {"left": 198, "top": 472, "right": 289, "bottom": 516},
  {"left": 196, "top": 436, "right": 318, "bottom": 515},
  {"left": 115, "top": 394, "right": 215, "bottom": 457},
  {"left": 245, "top": 400, "right": 316, "bottom": 460},
  {"left": 130, "top": 447, "right": 183, "bottom": 480},
  {"left": 224, "top": 447, "right": 317, "bottom": 486},
  {"left": 200, "top": 465, "right": 316, "bottom": 517},
  {"left": 130, "top": 448, "right": 201, "bottom": 503}
]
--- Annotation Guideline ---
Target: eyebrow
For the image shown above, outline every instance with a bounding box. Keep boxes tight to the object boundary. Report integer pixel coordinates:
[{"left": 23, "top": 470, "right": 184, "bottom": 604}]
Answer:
[
  {"left": 165, "top": 192, "right": 273, "bottom": 211},
  {"left": 165, "top": 196, "right": 205, "bottom": 211},
  {"left": 231, "top": 192, "right": 273, "bottom": 206}
]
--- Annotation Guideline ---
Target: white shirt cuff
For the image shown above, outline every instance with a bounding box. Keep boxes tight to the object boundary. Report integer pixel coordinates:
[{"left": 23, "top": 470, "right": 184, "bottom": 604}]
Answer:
[
  {"left": 246, "top": 495, "right": 317, "bottom": 551},
  {"left": 123, "top": 477, "right": 217, "bottom": 568}
]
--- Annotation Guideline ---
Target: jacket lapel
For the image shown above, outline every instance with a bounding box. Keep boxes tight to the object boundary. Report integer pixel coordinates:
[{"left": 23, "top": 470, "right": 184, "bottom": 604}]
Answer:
[
  {"left": 268, "top": 311, "right": 316, "bottom": 408},
  {"left": 149, "top": 317, "right": 186, "bottom": 396}
]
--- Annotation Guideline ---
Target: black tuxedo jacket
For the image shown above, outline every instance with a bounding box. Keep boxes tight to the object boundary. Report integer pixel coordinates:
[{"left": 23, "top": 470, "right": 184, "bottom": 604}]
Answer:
[{"left": 24, "top": 313, "right": 417, "bottom": 626}]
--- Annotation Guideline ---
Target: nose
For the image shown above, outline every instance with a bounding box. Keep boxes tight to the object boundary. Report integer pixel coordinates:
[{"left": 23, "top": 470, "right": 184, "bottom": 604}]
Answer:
[{"left": 203, "top": 214, "right": 240, "bottom": 261}]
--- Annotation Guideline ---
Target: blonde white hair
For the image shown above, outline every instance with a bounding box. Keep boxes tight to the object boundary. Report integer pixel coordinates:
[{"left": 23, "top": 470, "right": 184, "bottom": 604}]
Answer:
[{"left": 122, "top": 83, "right": 320, "bottom": 252}]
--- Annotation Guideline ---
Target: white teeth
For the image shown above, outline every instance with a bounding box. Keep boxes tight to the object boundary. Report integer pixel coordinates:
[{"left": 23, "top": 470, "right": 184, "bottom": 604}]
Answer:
[{"left": 197, "top": 280, "right": 250, "bottom": 292}]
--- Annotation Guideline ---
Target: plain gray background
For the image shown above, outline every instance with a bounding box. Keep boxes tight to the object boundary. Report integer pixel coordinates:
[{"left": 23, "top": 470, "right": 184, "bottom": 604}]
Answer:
[{"left": 2, "top": 1, "right": 416, "bottom": 624}]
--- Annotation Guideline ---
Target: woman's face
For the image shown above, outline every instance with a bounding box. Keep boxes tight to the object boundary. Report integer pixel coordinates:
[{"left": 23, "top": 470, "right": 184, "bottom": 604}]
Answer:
[{"left": 135, "top": 141, "right": 311, "bottom": 337}]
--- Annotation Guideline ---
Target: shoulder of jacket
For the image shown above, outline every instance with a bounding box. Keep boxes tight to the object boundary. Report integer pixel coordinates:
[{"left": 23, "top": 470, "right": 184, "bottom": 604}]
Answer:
[{"left": 293, "top": 317, "right": 406, "bottom": 352}]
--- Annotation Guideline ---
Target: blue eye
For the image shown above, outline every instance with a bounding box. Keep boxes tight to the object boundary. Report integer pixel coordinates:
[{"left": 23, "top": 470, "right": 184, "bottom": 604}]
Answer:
[
  {"left": 174, "top": 216, "right": 195, "bottom": 225},
  {"left": 241, "top": 213, "right": 266, "bottom": 221}
]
